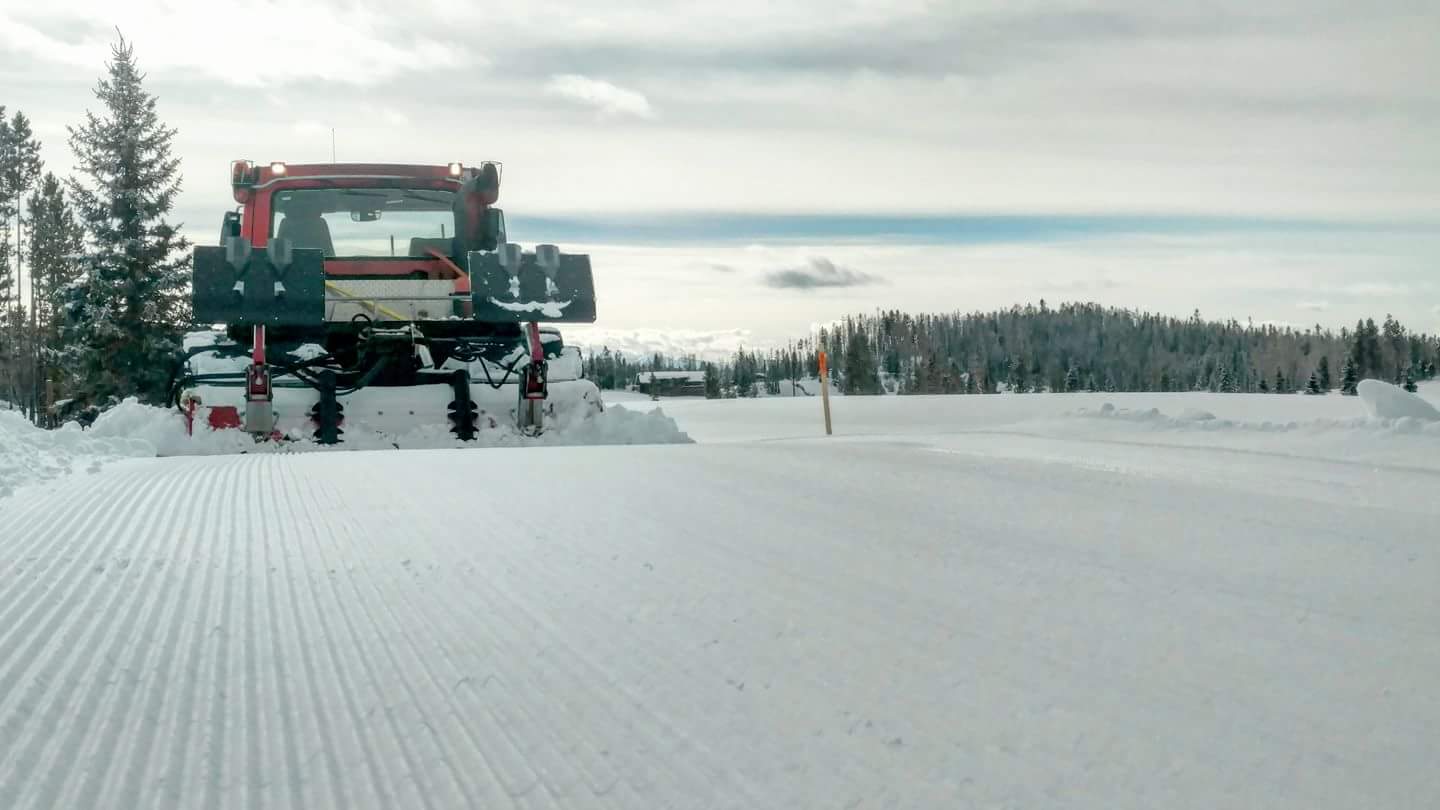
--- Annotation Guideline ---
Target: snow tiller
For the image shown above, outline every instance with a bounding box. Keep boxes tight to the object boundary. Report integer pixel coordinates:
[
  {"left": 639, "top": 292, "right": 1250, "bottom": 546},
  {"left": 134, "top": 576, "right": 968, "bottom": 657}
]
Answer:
[{"left": 174, "top": 160, "right": 602, "bottom": 444}]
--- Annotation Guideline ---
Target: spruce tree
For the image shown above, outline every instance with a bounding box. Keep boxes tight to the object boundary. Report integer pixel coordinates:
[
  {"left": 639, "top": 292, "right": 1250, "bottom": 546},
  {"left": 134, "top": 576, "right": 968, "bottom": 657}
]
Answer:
[
  {"left": 1064, "top": 363, "right": 1080, "bottom": 392},
  {"left": 64, "top": 35, "right": 191, "bottom": 404},
  {"left": 1008, "top": 356, "right": 1027, "bottom": 393},
  {"left": 1340, "top": 356, "right": 1359, "bottom": 395},
  {"left": 1217, "top": 365, "right": 1236, "bottom": 393},
  {"left": 842, "top": 329, "right": 878, "bottom": 394},
  {"left": 1305, "top": 370, "right": 1321, "bottom": 395},
  {"left": 1103, "top": 371, "right": 1117, "bottom": 393},
  {"left": 1317, "top": 355, "right": 1332, "bottom": 391},
  {"left": 24, "top": 173, "right": 83, "bottom": 417},
  {"left": 1403, "top": 365, "right": 1418, "bottom": 393},
  {"left": 1258, "top": 377, "right": 1269, "bottom": 393},
  {"left": 703, "top": 363, "right": 720, "bottom": 399},
  {"left": 1273, "top": 367, "right": 1286, "bottom": 394}
]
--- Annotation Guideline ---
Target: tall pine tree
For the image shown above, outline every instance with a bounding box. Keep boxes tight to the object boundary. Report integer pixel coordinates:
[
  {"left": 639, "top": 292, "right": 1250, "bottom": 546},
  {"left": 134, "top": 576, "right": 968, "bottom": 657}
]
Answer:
[
  {"left": 64, "top": 35, "right": 191, "bottom": 404},
  {"left": 24, "top": 173, "right": 83, "bottom": 418},
  {"left": 1340, "top": 356, "right": 1359, "bottom": 395},
  {"left": 1317, "top": 355, "right": 1332, "bottom": 391},
  {"left": 842, "top": 329, "right": 879, "bottom": 394}
]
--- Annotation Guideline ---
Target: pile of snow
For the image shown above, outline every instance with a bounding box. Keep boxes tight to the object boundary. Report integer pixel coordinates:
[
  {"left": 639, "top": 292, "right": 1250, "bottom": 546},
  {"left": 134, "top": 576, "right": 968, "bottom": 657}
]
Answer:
[
  {"left": 86, "top": 396, "right": 691, "bottom": 456},
  {"left": 1357, "top": 379, "right": 1440, "bottom": 422},
  {"left": 1073, "top": 383, "right": 1440, "bottom": 438},
  {"left": 0, "top": 409, "right": 155, "bottom": 499}
]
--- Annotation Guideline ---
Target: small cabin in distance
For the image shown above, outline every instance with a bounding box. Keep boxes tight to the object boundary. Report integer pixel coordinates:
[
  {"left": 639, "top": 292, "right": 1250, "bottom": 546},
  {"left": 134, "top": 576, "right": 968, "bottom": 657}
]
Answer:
[{"left": 636, "top": 370, "right": 707, "bottom": 397}]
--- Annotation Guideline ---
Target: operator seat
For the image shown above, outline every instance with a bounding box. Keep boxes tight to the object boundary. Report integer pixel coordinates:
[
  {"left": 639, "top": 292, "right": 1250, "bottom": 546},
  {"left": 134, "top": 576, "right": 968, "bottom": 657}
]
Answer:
[{"left": 277, "top": 210, "right": 335, "bottom": 257}]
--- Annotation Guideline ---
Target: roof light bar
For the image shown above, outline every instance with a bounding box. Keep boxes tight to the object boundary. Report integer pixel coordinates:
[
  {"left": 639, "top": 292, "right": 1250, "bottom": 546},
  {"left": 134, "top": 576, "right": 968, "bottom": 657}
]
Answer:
[{"left": 270, "top": 162, "right": 287, "bottom": 176}]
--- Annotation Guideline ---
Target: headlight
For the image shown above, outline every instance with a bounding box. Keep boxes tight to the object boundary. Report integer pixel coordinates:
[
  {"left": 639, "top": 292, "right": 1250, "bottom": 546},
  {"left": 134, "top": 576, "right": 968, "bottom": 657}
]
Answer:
[
  {"left": 270, "top": 162, "right": 287, "bottom": 175},
  {"left": 448, "top": 162, "right": 463, "bottom": 176}
]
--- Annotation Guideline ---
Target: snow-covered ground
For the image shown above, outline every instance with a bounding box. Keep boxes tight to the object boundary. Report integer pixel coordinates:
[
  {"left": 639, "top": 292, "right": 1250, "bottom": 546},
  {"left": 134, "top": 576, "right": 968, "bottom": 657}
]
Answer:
[{"left": 1, "top": 383, "right": 1438, "bottom": 808}]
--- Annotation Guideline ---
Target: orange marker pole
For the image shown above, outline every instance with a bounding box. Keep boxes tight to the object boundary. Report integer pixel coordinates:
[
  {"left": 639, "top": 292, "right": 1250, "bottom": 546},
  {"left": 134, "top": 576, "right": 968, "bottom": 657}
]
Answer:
[{"left": 818, "top": 351, "right": 833, "bottom": 436}]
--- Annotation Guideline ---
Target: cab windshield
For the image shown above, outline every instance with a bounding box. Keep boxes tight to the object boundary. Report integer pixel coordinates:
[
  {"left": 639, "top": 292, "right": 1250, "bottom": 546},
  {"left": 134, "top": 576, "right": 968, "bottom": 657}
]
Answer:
[{"left": 270, "top": 187, "right": 456, "bottom": 258}]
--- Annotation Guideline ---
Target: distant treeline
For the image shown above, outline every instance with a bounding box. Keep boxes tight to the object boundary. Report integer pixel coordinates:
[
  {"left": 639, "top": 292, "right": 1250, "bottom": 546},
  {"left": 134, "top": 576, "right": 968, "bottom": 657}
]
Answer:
[{"left": 587, "top": 301, "right": 1439, "bottom": 397}]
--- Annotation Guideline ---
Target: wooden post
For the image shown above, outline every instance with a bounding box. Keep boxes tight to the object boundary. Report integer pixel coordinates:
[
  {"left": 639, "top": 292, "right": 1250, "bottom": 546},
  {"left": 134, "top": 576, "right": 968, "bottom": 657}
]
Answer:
[{"left": 818, "top": 351, "right": 833, "bottom": 436}]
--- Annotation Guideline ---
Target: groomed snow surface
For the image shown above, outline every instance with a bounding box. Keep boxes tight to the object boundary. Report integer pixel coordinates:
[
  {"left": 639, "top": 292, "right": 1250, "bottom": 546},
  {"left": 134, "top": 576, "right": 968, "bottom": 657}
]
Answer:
[{"left": 1, "top": 383, "right": 1438, "bottom": 809}]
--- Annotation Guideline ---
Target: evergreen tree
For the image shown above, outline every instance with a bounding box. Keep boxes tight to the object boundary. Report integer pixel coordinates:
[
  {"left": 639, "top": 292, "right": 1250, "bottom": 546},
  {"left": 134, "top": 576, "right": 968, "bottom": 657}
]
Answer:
[
  {"left": 1317, "top": 355, "right": 1332, "bottom": 391},
  {"left": 26, "top": 174, "right": 84, "bottom": 329},
  {"left": 1350, "top": 318, "right": 1382, "bottom": 380},
  {"left": 703, "top": 362, "right": 720, "bottom": 399},
  {"left": 1403, "top": 365, "right": 1418, "bottom": 393},
  {"left": 1159, "top": 368, "right": 1172, "bottom": 392},
  {"left": 24, "top": 173, "right": 83, "bottom": 418},
  {"left": 1008, "top": 356, "right": 1028, "bottom": 393},
  {"left": 1103, "top": 371, "right": 1117, "bottom": 393},
  {"left": 1064, "top": 363, "right": 1080, "bottom": 392},
  {"left": 842, "top": 329, "right": 879, "bottom": 394},
  {"left": 1273, "top": 367, "right": 1286, "bottom": 394},
  {"left": 63, "top": 36, "right": 192, "bottom": 404},
  {"left": 1340, "top": 355, "right": 1359, "bottom": 395},
  {"left": 1, "top": 108, "right": 43, "bottom": 311},
  {"left": 1217, "top": 365, "right": 1236, "bottom": 393},
  {"left": 1305, "top": 370, "right": 1321, "bottom": 395},
  {"left": 963, "top": 372, "right": 977, "bottom": 395},
  {"left": 1257, "top": 377, "right": 1269, "bottom": 393}
]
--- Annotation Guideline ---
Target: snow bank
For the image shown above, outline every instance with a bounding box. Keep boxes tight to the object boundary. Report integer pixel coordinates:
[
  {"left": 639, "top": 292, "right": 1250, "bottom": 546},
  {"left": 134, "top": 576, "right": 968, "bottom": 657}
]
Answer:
[
  {"left": 0, "top": 409, "right": 155, "bottom": 499},
  {"left": 1077, "top": 397, "right": 1440, "bottom": 438},
  {"left": 1357, "top": 379, "right": 1440, "bottom": 422}
]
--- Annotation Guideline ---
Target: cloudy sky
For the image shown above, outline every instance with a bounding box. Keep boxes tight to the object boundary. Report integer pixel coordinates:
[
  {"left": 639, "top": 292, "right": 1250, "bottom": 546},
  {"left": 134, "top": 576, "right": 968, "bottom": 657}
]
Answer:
[{"left": 2, "top": 0, "right": 1437, "bottom": 356}]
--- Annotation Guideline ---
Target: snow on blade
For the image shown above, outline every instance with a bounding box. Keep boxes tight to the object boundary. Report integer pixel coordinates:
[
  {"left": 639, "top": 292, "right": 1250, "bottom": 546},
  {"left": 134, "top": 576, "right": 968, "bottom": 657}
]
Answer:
[
  {"left": 487, "top": 297, "right": 570, "bottom": 318},
  {"left": 76, "top": 397, "right": 691, "bottom": 457},
  {"left": 1357, "top": 379, "right": 1440, "bottom": 422}
]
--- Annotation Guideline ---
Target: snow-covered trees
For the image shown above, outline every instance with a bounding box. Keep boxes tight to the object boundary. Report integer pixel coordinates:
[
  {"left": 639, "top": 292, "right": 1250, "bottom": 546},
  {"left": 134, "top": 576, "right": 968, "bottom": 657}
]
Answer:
[
  {"left": 1217, "top": 365, "right": 1237, "bottom": 393},
  {"left": 63, "top": 36, "right": 191, "bottom": 404}
]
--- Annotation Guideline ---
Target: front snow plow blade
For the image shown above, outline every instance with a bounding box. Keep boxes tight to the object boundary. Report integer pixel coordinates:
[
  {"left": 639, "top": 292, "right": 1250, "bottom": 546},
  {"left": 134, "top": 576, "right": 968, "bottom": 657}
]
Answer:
[
  {"left": 468, "top": 246, "right": 597, "bottom": 323},
  {"left": 193, "top": 243, "right": 326, "bottom": 327}
]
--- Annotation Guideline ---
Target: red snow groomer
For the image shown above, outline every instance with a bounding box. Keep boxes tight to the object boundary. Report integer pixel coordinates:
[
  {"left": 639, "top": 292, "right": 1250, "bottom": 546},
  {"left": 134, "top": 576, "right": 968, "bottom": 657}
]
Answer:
[{"left": 175, "top": 160, "right": 601, "bottom": 443}]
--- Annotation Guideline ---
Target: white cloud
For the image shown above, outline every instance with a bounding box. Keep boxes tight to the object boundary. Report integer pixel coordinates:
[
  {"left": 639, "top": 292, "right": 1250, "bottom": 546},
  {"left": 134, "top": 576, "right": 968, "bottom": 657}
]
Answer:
[
  {"left": 544, "top": 75, "right": 656, "bottom": 119},
  {"left": 292, "top": 120, "right": 329, "bottom": 137},
  {"left": 0, "top": 5, "right": 472, "bottom": 86},
  {"left": 1297, "top": 300, "right": 1330, "bottom": 311},
  {"left": 566, "top": 327, "right": 758, "bottom": 361}
]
